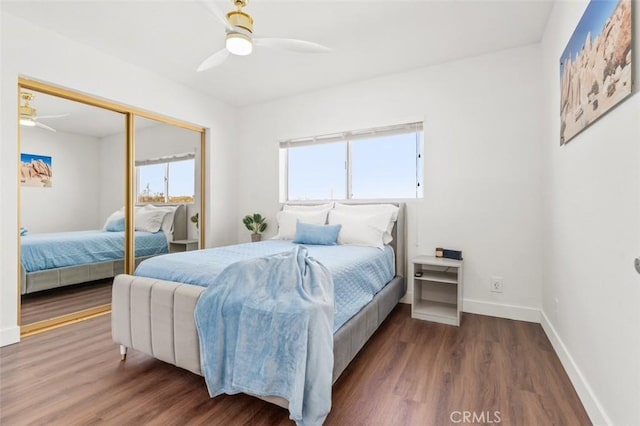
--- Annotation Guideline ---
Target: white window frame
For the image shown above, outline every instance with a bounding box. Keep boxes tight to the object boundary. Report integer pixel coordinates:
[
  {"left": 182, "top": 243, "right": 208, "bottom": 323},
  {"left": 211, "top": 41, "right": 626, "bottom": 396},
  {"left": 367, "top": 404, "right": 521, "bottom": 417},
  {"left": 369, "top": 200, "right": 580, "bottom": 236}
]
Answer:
[
  {"left": 135, "top": 152, "right": 196, "bottom": 204},
  {"left": 280, "top": 122, "right": 424, "bottom": 201}
]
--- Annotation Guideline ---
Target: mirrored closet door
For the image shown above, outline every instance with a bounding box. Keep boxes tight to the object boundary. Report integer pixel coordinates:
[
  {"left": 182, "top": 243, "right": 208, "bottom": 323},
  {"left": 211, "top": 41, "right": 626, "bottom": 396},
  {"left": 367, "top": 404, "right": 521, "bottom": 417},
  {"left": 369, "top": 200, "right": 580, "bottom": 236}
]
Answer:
[
  {"left": 18, "top": 79, "right": 207, "bottom": 336},
  {"left": 19, "top": 88, "right": 127, "bottom": 329},
  {"left": 133, "top": 117, "right": 203, "bottom": 256}
]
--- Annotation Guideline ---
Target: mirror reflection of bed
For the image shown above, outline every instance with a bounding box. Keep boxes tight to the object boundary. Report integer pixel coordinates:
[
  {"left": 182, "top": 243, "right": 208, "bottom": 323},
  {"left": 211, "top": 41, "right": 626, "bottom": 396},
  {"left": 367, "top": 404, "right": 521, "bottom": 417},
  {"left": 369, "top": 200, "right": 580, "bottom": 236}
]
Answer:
[
  {"left": 19, "top": 90, "right": 128, "bottom": 326},
  {"left": 19, "top": 91, "right": 202, "bottom": 329}
]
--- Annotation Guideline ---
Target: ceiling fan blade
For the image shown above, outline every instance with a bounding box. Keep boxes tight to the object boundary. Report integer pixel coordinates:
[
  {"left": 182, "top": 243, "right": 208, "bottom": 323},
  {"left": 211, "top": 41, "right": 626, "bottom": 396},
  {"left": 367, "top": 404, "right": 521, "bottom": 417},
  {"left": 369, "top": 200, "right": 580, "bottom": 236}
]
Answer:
[
  {"left": 200, "top": 0, "right": 235, "bottom": 32},
  {"left": 197, "top": 48, "right": 230, "bottom": 72},
  {"left": 36, "top": 114, "right": 69, "bottom": 120},
  {"left": 254, "top": 38, "right": 331, "bottom": 54},
  {"left": 34, "top": 121, "right": 56, "bottom": 132}
]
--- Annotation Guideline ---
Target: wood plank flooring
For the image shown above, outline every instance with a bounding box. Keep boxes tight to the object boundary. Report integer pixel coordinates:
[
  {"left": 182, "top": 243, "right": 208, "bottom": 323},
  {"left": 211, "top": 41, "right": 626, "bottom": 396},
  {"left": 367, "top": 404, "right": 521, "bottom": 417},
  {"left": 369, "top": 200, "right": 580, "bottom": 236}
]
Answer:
[
  {"left": 0, "top": 305, "right": 591, "bottom": 425},
  {"left": 21, "top": 280, "right": 113, "bottom": 324}
]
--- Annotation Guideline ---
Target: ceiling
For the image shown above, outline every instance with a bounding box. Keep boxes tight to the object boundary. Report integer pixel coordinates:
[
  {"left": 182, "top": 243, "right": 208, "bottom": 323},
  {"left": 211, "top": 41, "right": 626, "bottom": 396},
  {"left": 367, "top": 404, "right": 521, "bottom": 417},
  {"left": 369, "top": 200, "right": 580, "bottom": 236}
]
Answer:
[
  {"left": 20, "top": 90, "right": 157, "bottom": 138},
  {"left": 4, "top": 1, "right": 554, "bottom": 107}
]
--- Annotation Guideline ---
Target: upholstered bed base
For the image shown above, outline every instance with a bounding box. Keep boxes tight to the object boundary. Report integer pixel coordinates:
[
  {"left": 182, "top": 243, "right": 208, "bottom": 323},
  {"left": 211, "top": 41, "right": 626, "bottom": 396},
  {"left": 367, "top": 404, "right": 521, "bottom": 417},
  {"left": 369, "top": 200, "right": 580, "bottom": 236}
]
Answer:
[
  {"left": 21, "top": 256, "right": 155, "bottom": 295},
  {"left": 111, "top": 273, "right": 405, "bottom": 407},
  {"left": 21, "top": 205, "right": 189, "bottom": 295}
]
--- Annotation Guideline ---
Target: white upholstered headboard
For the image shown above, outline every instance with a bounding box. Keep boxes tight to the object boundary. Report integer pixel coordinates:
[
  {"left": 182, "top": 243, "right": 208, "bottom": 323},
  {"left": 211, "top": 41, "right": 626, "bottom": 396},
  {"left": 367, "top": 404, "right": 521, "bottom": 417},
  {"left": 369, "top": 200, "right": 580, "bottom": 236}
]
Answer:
[{"left": 172, "top": 204, "right": 188, "bottom": 241}]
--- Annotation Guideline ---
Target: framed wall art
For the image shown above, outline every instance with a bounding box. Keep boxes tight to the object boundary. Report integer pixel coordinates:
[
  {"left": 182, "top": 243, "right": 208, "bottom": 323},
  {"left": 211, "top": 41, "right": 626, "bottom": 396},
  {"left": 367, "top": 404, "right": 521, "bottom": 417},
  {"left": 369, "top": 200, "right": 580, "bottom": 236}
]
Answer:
[{"left": 560, "top": 0, "right": 632, "bottom": 145}]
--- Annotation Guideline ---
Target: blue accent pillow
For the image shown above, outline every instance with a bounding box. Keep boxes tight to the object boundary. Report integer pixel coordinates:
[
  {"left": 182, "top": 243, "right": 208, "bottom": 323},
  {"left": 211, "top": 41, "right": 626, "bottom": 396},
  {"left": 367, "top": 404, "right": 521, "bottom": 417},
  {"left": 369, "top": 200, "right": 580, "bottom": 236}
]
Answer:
[
  {"left": 293, "top": 221, "right": 342, "bottom": 245},
  {"left": 106, "top": 217, "right": 126, "bottom": 232}
]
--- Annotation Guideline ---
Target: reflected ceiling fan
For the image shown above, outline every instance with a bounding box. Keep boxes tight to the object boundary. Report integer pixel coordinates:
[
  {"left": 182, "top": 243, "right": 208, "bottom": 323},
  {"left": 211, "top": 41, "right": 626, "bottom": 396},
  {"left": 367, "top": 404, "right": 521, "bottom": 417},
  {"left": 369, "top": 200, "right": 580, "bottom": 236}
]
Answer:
[
  {"left": 20, "top": 92, "right": 68, "bottom": 132},
  {"left": 197, "top": 0, "right": 331, "bottom": 71}
]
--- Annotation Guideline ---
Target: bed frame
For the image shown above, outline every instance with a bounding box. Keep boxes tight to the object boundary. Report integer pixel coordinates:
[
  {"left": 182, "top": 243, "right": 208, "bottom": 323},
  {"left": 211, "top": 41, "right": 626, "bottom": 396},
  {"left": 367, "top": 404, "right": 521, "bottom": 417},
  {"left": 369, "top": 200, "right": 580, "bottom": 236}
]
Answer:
[
  {"left": 21, "top": 205, "right": 188, "bottom": 295},
  {"left": 112, "top": 203, "right": 406, "bottom": 409}
]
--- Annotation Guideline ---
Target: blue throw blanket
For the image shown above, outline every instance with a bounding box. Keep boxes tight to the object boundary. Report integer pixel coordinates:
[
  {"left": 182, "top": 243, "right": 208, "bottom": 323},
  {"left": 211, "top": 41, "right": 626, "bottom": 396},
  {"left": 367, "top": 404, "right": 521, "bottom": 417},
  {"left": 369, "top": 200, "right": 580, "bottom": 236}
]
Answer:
[{"left": 194, "top": 246, "right": 334, "bottom": 426}]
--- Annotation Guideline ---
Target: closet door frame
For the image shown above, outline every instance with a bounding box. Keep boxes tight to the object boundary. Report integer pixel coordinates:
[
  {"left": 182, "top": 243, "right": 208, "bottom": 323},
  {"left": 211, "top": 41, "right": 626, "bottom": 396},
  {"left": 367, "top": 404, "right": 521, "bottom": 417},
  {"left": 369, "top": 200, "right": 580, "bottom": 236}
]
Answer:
[{"left": 17, "top": 77, "right": 207, "bottom": 337}]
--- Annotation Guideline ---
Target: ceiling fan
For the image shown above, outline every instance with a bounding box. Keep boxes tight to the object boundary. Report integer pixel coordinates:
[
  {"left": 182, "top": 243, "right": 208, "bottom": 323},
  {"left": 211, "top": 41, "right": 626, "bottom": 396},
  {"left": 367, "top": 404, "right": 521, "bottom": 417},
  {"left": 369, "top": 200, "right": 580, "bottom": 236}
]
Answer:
[
  {"left": 197, "top": 0, "right": 331, "bottom": 71},
  {"left": 20, "top": 92, "right": 68, "bottom": 132}
]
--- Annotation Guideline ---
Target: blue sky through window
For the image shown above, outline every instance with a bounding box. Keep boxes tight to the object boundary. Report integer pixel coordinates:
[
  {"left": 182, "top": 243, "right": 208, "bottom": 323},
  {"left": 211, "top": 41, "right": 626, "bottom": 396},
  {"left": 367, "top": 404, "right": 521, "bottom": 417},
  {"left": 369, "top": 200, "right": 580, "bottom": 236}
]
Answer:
[
  {"left": 138, "top": 164, "right": 165, "bottom": 197},
  {"left": 287, "top": 131, "right": 422, "bottom": 200},
  {"left": 137, "top": 159, "right": 195, "bottom": 202},
  {"left": 288, "top": 143, "right": 346, "bottom": 200},
  {"left": 351, "top": 133, "right": 418, "bottom": 199},
  {"left": 168, "top": 160, "right": 195, "bottom": 198}
]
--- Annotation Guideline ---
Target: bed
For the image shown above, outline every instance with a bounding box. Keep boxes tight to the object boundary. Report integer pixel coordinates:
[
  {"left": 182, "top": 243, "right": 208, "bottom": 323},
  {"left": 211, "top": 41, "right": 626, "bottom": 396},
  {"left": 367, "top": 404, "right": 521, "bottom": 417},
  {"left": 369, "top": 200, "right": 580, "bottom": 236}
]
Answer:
[
  {"left": 20, "top": 204, "right": 188, "bottom": 295},
  {"left": 112, "top": 202, "right": 406, "bottom": 423}
]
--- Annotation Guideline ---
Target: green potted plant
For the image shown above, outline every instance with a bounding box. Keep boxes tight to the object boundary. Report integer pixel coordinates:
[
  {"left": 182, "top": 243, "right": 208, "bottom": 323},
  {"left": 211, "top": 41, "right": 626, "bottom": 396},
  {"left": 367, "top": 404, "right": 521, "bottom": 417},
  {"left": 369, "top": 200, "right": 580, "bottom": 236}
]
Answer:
[
  {"left": 190, "top": 212, "right": 199, "bottom": 229},
  {"left": 242, "top": 213, "right": 267, "bottom": 242}
]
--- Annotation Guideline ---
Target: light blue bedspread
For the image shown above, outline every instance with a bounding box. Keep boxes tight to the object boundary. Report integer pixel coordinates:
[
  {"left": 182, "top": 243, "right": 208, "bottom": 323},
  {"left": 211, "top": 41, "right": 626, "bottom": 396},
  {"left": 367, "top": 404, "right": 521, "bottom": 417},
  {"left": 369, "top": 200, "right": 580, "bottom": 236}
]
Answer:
[
  {"left": 21, "top": 230, "right": 168, "bottom": 273},
  {"left": 135, "top": 240, "right": 395, "bottom": 331},
  {"left": 195, "top": 246, "right": 334, "bottom": 426}
]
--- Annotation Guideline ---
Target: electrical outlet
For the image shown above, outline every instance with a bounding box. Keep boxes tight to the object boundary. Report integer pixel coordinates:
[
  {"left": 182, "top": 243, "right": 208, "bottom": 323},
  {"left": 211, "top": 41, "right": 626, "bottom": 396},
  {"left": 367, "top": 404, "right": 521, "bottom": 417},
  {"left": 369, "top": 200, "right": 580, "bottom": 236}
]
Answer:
[{"left": 490, "top": 276, "right": 504, "bottom": 293}]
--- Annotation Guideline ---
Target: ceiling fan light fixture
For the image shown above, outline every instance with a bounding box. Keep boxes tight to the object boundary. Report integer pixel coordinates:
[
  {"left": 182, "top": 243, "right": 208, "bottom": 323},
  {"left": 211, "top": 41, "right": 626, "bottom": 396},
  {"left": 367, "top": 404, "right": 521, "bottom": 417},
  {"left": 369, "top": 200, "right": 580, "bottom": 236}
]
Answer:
[
  {"left": 226, "top": 32, "right": 253, "bottom": 56},
  {"left": 20, "top": 116, "right": 36, "bottom": 127},
  {"left": 20, "top": 95, "right": 37, "bottom": 125}
]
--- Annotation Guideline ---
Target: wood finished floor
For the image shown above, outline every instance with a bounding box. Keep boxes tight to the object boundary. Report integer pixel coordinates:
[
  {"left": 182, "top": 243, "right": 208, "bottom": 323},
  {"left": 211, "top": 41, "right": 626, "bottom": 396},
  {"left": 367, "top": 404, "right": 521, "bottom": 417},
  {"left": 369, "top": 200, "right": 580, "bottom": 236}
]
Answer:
[
  {"left": 21, "top": 280, "right": 113, "bottom": 324},
  {"left": 0, "top": 305, "right": 591, "bottom": 425}
]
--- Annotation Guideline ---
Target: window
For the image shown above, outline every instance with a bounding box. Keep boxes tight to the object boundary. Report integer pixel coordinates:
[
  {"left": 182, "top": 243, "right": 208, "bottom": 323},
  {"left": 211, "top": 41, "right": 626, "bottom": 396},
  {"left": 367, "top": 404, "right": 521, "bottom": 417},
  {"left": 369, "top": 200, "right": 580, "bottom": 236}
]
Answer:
[
  {"left": 287, "top": 143, "right": 346, "bottom": 200},
  {"left": 281, "top": 122, "right": 423, "bottom": 201},
  {"left": 136, "top": 153, "right": 195, "bottom": 204},
  {"left": 138, "top": 163, "right": 165, "bottom": 203}
]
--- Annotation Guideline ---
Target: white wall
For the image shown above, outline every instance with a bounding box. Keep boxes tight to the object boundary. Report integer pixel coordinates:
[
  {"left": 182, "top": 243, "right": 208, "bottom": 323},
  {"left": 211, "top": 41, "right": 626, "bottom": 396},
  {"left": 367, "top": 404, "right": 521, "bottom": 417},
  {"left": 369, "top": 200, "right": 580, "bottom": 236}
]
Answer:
[
  {"left": 0, "top": 10, "right": 239, "bottom": 346},
  {"left": 237, "top": 44, "right": 544, "bottom": 321},
  {"left": 540, "top": 1, "right": 640, "bottom": 424},
  {"left": 135, "top": 122, "right": 201, "bottom": 161},
  {"left": 97, "top": 132, "right": 126, "bottom": 225},
  {"left": 21, "top": 128, "right": 102, "bottom": 233}
]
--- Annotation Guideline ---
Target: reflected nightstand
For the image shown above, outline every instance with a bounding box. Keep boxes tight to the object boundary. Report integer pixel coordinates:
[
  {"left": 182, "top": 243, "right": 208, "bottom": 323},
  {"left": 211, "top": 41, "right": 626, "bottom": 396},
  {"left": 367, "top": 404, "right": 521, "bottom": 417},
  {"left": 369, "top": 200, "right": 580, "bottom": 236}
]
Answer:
[{"left": 169, "top": 239, "right": 199, "bottom": 253}]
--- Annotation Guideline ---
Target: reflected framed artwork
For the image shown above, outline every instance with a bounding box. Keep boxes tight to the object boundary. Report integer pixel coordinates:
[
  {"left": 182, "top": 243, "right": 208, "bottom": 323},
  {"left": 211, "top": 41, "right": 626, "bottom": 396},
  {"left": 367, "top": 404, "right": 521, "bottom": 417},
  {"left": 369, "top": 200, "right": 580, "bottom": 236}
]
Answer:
[{"left": 20, "top": 153, "right": 52, "bottom": 187}]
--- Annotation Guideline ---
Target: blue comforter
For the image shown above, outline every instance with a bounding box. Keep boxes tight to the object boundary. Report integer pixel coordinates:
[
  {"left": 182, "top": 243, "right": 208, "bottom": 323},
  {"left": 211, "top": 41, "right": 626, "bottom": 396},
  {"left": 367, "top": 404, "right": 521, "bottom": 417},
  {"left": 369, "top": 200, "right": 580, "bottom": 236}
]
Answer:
[
  {"left": 21, "top": 230, "right": 168, "bottom": 273},
  {"left": 135, "top": 240, "right": 395, "bottom": 331},
  {"left": 195, "top": 246, "right": 334, "bottom": 426}
]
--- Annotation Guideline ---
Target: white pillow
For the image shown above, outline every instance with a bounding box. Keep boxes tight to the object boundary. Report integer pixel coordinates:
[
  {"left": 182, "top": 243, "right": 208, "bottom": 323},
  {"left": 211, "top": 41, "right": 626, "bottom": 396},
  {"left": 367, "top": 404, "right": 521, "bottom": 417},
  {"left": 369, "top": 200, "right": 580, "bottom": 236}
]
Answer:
[
  {"left": 274, "top": 209, "right": 329, "bottom": 240},
  {"left": 333, "top": 203, "right": 399, "bottom": 244},
  {"left": 328, "top": 209, "right": 393, "bottom": 249},
  {"left": 102, "top": 207, "right": 125, "bottom": 230},
  {"left": 135, "top": 209, "right": 168, "bottom": 233},
  {"left": 143, "top": 204, "right": 179, "bottom": 235},
  {"left": 283, "top": 202, "right": 334, "bottom": 212}
]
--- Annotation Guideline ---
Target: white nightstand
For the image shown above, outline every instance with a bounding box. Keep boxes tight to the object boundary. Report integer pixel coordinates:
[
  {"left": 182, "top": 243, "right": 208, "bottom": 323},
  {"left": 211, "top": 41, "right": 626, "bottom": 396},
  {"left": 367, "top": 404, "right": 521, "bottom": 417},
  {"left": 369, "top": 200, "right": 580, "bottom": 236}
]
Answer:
[
  {"left": 412, "top": 255, "right": 463, "bottom": 326},
  {"left": 169, "top": 239, "right": 199, "bottom": 253}
]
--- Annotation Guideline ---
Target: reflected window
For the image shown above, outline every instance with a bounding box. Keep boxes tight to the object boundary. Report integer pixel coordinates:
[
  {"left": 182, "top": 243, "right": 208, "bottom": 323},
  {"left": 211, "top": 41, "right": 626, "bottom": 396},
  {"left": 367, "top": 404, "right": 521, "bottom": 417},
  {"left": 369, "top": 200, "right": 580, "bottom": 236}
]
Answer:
[
  {"left": 138, "top": 163, "right": 166, "bottom": 203},
  {"left": 137, "top": 154, "right": 195, "bottom": 204}
]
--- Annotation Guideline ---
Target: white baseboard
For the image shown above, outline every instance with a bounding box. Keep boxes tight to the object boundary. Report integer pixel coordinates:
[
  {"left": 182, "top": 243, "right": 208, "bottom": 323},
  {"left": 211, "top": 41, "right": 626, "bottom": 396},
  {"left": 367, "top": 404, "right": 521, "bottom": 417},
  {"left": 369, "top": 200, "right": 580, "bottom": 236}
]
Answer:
[
  {"left": 462, "top": 298, "right": 540, "bottom": 323},
  {"left": 0, "top": 326, "right": 20, "bottom": 347},
  {"left": 540, "top": 311, "right": 610, "bottom": 426},
  {"left": 402, "top": 290, "right": 540, "bottom": 323}
]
